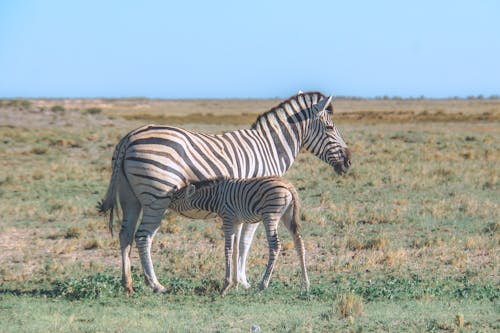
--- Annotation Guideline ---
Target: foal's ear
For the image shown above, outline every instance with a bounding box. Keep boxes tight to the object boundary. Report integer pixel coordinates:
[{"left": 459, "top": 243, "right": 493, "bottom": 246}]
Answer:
[{"left": 186, "top": 184, "right": 196, "bottom": 198}]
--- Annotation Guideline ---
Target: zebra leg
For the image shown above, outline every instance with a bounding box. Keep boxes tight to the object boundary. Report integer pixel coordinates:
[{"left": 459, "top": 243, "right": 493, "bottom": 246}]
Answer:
[
  {"left": 259, "top": 215, "right": 281, "bottom": 290},
  {"left": 118, "top": 175, "right": 142, "bottom": 294},
  {"left": 221, "top": 219, "right": 236, "bottom": 296},
  {"left": 294, "top": 234, "right": 310, "bottom": 292},
  {"left": 237, "top": 223, "right": 259, "bottom": 289},
  {"left": 232, "top": 223, "right": 242, "bottom": 288},
  {"left": 282, "top": 205, "right": 310, "bottom": 292},
  {"left": 119, "top": 200, "right": 141, "bottom": 294},
  {"left": 135, "top": 203, "right": 168, "bottom": 293}
]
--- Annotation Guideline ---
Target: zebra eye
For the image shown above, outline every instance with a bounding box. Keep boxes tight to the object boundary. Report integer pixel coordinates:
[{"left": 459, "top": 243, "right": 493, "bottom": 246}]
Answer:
[{"left": 326, "top": 125, "right": 334, "bottom": 131}]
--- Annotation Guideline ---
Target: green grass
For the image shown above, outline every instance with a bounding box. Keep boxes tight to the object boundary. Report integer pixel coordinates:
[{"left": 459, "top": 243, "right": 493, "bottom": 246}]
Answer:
[
  {"left": 1, "top": 291, "right": 498, "bottom": 332},
  {"left": 0, "top": 98, "right": 499, "bottom": 332}
]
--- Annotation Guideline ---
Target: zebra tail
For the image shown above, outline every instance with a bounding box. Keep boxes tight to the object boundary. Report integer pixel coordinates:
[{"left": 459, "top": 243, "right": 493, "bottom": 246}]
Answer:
[
  {"left": 96, "top": 137, "right": 128, "bottom": 237},
  {"left": 289, "top": 185, "right": 301, "bottom": 235}
]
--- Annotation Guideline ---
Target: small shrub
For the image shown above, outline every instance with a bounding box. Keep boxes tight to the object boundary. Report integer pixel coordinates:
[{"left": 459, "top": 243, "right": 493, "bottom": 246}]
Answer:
[
  {"left": 346, "top": 236, "right": 363, "bottom": 251},
  {"left": 455, "top": 313, "right": 464, "bottom": 328},
  {"left": 85, "top": 107, "right": 102, "bottom": 115},
  {"left": 363, "top": 235, "right": 388, "bottom": 250},
  {"left": 426, "top": 319, "right": 454, "bottom": 332},
  {"left": 31, "top": 147, "right": 48, "bottom": 155},
  {"left": 32, "top": 171, "right": 44, "bottom": 180},
  {"left": 483, "top": 221, "right": 499, "bottom": 235},
  {"left": 345, "top": 236, "right": 363, "bottom": 251},
  {"left": 336, "top": 292, "right": 364, "bottom": 319},
  {"left": 51, "top": 105, "right": 65, "bottom": 113},
  {"left": 65, "top": 226, "right": 83, "bottom": 239},
  {"left": 48, "top": 202, "right": 64, "bottom": 213},
  {"left": 383, "top": 249, "right": 407, "bottom": 267},
  {"left": 84, "top": 239, "right": 101, "bottom": 250},
  {"left": 281, "top": 240, "right": 294, "bottom": 251},
  {"left": 166, "top": 276, "right": 196, "bottom": 295},
  {"left": 52, "top": 273, "right": 122, "bottom": 300},
  {"left": 194, "top": 277, "right": 222, "bottom": 295},
  {"left": 0, "top": 175, "right": 13, "bottom": 186},
  {"left": 164, "top": 223, "right": 180, "bottom": 234}
]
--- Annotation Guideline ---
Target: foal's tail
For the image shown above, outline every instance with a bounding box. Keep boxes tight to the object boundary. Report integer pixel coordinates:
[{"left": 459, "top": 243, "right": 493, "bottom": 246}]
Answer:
[{"left": 288, "top": 184, "right": 301, "bottom": 235}]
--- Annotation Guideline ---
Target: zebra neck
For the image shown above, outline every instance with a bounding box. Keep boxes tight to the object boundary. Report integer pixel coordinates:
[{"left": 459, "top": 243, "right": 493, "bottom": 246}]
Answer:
[
  {"left": 251, "top": 110, "right": 309, "bottom": 174},
  {"left": 192, "top": 188, "right": 220, "bottom": 212}
]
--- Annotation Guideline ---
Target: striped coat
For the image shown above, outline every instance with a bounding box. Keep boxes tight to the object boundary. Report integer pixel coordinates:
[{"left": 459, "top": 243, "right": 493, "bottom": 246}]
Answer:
[
  {"left": 170, "top": 176, "right": 310, "bottom": 294},
  {"left": 98, "top": 91, "right": 350, "bottom": 293}
]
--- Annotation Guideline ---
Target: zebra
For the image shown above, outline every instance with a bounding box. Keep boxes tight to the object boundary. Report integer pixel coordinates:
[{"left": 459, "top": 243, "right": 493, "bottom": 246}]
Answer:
[
  {"left": 169, "top": 176, "right": 310, "bottom": 295},
  {"left": 98, "top": 91, "right": 351, "bottom": 293}
]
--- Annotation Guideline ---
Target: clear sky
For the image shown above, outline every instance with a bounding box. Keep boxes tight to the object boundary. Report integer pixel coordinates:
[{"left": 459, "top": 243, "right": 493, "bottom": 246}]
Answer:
[{"left": 0, "top": 0, "right": 499, "bottom": 98}]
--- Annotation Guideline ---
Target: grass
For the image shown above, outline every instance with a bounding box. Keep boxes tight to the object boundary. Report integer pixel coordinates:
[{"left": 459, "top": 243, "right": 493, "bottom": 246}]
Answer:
[
  {"left": 0, "top": 292, "right": 497, "bottom": 332},
  {"left": 0, "top": 97, "right": 499, "bottom": 332}
]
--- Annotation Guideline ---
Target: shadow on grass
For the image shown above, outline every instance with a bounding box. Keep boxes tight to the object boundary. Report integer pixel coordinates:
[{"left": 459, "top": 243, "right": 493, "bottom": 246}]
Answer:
[
  {"left": 1, "top": 273, "right": 498, "bottom": 302},
  {"left": 0, "top": 273, "right": 225, "bottom": 300}
]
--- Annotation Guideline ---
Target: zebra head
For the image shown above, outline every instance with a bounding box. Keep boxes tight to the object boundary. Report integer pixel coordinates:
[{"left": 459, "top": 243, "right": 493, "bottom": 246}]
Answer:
[{"left": 303, "top": 95, "right": 351, "bottom": 175}]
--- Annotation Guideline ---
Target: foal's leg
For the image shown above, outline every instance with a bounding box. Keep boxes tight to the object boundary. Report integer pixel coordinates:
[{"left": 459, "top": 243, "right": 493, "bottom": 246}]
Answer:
[
  {"left": 259, "top": 214, "right": 281, "bottom": 290},
  {"left": 221, "top": 218, "right": 237, "bottom": 295},
  {"left": 282, "top": 204, "right": 310, "bottom": 291}
]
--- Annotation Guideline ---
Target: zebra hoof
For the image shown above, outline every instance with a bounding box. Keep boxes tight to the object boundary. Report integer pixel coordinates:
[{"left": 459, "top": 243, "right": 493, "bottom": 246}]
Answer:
[
  {"left": 239, "top": 280, "right": 251, "bottom": 290},
  {"left": 153, "top": 285, "right": 167, "bottom": 293},
  {"left": 123, "top": 286, "right": 135, "bottom": 295},
  {"left": 221, "top": 282, "right": 233, "bottom": 296}
]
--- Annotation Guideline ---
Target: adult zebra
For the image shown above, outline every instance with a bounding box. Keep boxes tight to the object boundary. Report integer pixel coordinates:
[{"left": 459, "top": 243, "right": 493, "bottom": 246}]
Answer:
[{"left": 98, "top": 91, "right": 351, "bottom": 293}]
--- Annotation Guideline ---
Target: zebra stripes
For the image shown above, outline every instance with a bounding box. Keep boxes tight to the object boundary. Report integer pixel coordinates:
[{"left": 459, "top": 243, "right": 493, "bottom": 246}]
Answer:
[
  {"left": 98, "top": 91, "right": 351, "bottom": 293},
  {"left": 170, "top": 176, "right": 310, "bottom": 294}
]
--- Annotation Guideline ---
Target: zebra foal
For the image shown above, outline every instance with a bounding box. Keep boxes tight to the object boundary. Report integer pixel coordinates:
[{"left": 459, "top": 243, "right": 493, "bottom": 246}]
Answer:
[{"left": 170, "top": 176, "right": 310, "bottom": 294}]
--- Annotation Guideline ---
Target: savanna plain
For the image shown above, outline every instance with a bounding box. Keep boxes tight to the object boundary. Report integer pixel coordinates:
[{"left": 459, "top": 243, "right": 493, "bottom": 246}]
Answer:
[{"left": 0, "top": 97, "right": 499, "bottom": 332}]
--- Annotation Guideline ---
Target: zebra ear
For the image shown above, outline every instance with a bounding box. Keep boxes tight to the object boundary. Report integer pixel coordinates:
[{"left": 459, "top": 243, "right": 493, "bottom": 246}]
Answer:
[
  {"left": 312, "top": 96, "right": 332, "bottom": 114},
  {"left": 186, "top": 184, "right": 196, "bottom": 198},
  {"left": 297, "top": 90, "right": 304, "bottom": 94}
]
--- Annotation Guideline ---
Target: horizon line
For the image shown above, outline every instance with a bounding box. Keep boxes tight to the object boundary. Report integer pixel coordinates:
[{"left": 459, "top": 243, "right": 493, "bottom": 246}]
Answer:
[{"left": 1, "top": 94, "right": 499, "bottom": 101}]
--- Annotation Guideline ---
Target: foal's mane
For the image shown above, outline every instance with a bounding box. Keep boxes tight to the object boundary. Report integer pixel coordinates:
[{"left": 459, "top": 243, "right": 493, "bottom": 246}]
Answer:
[{"left": 186, "top": 177, "right": 230, "bottom": 191}]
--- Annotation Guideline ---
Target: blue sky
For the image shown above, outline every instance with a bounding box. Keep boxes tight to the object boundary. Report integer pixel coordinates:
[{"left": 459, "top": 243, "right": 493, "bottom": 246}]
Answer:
[{"left": 0, "top": 0, "right": 499, "bottom": 98}]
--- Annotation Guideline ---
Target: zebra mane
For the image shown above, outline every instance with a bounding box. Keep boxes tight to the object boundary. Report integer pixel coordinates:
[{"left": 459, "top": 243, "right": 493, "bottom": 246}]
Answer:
[{"left": 250, "top": 91, "right": 327, "bottom": 129}]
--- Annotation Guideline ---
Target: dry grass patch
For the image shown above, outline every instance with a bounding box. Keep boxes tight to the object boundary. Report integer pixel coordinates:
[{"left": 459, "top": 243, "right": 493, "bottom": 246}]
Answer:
[
  {"left": 84, "top": 239, "right": 102, "bottom": 250},
  {"left": 121, "top": 112, "right": 258, "bottom": 126},
  {"left": 383, "top": 248, "right": 408, "bottom": 267},
  {"left": 364, "top": 235, "right": 388, "bottom": 251},
  {"left": 336, "top": 291, "right": 364, "bottom": 319},
  {"left": 344, "top": 235, "right": 388, "bottom": 251},
  {"left": 65, "top": 226, "right": 83, "bottom": 239}
]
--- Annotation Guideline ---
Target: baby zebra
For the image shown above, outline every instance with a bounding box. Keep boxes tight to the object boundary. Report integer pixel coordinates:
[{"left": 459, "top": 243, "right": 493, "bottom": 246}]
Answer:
[{"left": 170, "top": 176, "right": 310, "bottom": 295}]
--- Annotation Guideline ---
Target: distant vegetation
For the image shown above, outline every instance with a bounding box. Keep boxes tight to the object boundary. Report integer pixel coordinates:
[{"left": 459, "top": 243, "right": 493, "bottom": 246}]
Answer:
[
  {"left": 85, "top": 107, "right": 102, "bottom": 115},
  {"left": 50, "top": 105, "right": 65, "bottom": 113},
  {"left": 0, "top": 99, "right": 32, "bottom": 109}
]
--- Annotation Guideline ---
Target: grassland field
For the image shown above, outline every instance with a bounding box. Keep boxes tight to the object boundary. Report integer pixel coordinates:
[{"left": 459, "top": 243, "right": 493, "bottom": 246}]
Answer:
[{"left": 0, "top": 97, "right": 499, "bottom": 332}]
